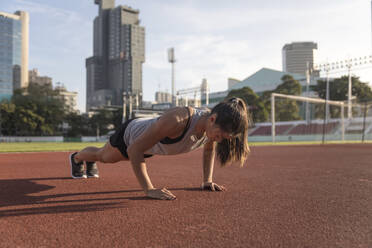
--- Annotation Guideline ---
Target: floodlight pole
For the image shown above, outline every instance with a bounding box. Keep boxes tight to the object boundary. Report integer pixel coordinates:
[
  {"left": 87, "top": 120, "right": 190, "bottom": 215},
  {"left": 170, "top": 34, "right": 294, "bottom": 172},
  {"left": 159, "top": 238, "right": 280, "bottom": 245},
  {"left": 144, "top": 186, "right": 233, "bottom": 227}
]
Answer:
[
  {"left": 205, "top": 87, "right": 209, "bottom": 105},
  {"left": 201, "top": 78, "right": 210, "bottom": 106},
  {"left": 347, "top": 63, "right": 352, "bottom": 119},
  {"left": 168, "top": 48, "right": 176, "bottom": 107},
  {"left": 362, "top": 102, "right": 367, "bottom": 142},
  {"left": 172, "top": 61, "right": 175, "bottom": 106},
  {"left": 341, "top": 103, "right": 345, "bottom": 141},
  {"left": 305, "top": 62, "right": 310, "bottom": 123},
  {"left": 325, "top": 67, "right": 330, "bottom": 121}
]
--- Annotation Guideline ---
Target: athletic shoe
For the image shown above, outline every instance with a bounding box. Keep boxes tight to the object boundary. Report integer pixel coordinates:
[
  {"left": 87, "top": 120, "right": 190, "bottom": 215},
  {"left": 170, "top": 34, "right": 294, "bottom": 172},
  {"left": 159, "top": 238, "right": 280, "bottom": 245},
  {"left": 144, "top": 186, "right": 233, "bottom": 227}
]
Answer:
[
  {"left": 69, "top": 152, "right": 87, "bottom": 179},
  {"left": 86, "top": 161, "right": 99, "bottom": 178}
]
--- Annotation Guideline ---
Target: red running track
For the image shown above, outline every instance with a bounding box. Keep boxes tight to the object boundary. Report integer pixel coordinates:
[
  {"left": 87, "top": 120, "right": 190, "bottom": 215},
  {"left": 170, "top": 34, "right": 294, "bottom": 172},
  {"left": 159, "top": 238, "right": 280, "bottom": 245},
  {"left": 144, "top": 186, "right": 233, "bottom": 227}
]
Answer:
[{"left": 0, "top": 144, "right": 372, "bottom": 248}]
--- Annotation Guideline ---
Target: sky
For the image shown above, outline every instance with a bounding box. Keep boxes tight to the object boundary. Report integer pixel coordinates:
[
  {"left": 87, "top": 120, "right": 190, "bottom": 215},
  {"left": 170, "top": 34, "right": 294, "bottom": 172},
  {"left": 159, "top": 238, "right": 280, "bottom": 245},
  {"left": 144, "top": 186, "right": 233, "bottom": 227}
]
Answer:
[{"left": 2, "top": 0, "right": 372, "bottom": 112}]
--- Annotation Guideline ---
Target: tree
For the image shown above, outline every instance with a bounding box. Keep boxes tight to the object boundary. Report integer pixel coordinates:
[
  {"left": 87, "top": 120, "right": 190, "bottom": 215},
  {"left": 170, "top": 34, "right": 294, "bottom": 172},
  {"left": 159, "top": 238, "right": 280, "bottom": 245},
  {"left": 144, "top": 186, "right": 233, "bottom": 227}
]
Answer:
[
  {"left": 89, "top": 109, "right": 116, "bottom": 137},
  {"left": 310, "top": 76, "right": 372, "bottom": 118},
  {"left": 261, "top": 75, "right": 302, "bottom": 121},
  {"left": 311, "top": 75, "right": 372, "bottom": 102},
  {"left": 8, "top": 84, "right": 66, "bottom": 136},
  {"left": 64, "top": 112, "right": 92, "bottom": 137},
  {"left": 227, "top": 87, "right": 268, "bottom": 123},
  {"left": 275, "top": 75, "right": 302, "bottom": 121},
  {"left": 0, "top": 101, "right": 17, "bottom": 135},
  {"left": 112, "top": 108, "right": 123, "bottom": 130}
]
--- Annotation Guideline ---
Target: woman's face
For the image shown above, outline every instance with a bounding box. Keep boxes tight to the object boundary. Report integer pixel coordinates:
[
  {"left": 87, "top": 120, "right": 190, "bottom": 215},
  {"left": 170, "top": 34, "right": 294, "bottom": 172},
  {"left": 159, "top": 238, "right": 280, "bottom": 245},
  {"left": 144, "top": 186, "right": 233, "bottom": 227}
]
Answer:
[{"left": 206, "top": 114, "right": 233, "bottom": 143}]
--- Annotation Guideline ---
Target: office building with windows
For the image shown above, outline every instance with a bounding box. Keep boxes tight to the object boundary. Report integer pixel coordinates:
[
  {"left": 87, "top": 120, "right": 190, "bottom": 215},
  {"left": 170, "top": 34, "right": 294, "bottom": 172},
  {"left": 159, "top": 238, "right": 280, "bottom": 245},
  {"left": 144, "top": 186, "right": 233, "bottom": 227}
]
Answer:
[
  {"left": 86, "top": 0, "right": 145, "bottom": 111},
  {"left": 282, "top": 42, "right": 317, "bottom": 75},
  {"left": 55, "top": 84, "right": 79, "bottom": 113},
  {"left": 155, "top": 91, "right": 172, "bottom": 104},
  {"left": 0, "top": 11, "right": 29, "bottom": 101}
]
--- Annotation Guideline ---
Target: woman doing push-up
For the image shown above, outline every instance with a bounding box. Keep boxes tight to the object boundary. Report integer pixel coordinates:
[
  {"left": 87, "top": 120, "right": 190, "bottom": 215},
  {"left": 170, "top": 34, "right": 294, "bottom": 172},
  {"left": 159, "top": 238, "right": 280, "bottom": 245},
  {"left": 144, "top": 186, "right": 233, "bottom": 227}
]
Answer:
[{"left": 69, "top": 97, "right": 250, "bottom": 200}]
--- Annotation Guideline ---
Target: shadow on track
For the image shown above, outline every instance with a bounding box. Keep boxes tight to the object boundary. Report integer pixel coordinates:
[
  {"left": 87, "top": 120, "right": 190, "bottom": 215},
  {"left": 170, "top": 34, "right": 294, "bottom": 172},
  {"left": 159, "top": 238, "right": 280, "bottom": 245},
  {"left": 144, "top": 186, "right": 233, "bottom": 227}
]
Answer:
[
  {"left": 0, "top": 177, "right": 143, "bottom": 217},
  {"left": 0, "top": 178, "right": 204, "bottom": 217}
]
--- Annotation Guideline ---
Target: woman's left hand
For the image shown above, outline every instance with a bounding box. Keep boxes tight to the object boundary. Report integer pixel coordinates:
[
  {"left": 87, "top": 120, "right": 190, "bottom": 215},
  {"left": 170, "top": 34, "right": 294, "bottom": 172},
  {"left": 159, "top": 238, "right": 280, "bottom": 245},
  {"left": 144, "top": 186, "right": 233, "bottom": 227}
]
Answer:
[{"left": 201, "top": 182, "right": 226, "bottom": 191}]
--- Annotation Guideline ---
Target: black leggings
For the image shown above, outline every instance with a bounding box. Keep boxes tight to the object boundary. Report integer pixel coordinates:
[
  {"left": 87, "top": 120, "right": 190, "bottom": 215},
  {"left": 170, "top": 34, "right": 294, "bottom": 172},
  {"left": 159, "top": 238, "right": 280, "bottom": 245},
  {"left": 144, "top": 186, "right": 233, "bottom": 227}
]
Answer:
[{"left": 109, "top": 119, "right": 153, "bottom": 159}]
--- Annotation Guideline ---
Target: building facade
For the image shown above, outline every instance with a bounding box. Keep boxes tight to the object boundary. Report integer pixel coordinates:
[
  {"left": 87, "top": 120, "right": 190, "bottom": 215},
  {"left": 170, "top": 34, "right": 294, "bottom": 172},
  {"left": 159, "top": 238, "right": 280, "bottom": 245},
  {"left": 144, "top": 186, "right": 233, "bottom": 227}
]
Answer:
[
  {"left": 229, "top": 68, "right": 308, "bottom": 94},
  {"left": 86, "top": 0, "right": 145, "bottom": 111},
  {"left": 0, "top": 11, "right": 29, "bottom": 101},
  {"left": 55, "top": 84, "right": 79, "bottom": 113},
  {"left": 282, "top": 42, "right": 317, "bottom": 75},
  {"left": 29, "top": 68, "right": 52, "bottom": 88},
  {"left": 155, "top": 91, "right": 172, "bottom": 103},
  {"left": 204, "top": 67, "right": 316, "bottom": 107}
]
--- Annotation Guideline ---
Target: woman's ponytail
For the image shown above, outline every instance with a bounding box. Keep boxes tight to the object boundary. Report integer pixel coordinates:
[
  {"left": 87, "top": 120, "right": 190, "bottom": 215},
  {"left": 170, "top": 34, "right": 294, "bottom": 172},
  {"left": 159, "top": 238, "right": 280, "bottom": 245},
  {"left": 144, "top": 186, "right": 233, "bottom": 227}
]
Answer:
[{"left": 211, "top": 97, "right": 250, "bottom": 167}]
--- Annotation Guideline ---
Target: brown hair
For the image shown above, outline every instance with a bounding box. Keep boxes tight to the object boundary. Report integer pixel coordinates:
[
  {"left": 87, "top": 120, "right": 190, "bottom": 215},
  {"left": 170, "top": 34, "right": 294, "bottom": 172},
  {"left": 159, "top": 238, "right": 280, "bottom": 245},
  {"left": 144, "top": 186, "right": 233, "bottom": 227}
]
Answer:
[{"left": 210, "top": 97, "right": 250, "bottom": 167}]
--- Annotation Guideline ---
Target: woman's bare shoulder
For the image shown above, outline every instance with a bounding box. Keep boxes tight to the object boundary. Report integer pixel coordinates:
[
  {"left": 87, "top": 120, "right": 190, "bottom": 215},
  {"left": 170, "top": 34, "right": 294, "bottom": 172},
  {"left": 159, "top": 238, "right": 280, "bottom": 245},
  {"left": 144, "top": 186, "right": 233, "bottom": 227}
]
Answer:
[
  {"left": 161, "top": 106, "right": 192, "bottom": 122},
  {"left": 156, "top": 107, "right": 191, "bottom": 134}
]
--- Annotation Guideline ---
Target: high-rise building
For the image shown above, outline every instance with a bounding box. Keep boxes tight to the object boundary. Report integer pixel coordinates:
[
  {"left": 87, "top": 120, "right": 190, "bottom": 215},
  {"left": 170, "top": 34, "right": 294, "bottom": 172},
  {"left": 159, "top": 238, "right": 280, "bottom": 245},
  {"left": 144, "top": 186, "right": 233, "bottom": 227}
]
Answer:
[
  {"left": 86, "top": 0, "right": 145, "bottom": 111},
  {"left": 0, "top": 11, "right": 29, "bottom": 101},
  {"left": 282, "top": 42, "right": 317, "bottom": 75}
]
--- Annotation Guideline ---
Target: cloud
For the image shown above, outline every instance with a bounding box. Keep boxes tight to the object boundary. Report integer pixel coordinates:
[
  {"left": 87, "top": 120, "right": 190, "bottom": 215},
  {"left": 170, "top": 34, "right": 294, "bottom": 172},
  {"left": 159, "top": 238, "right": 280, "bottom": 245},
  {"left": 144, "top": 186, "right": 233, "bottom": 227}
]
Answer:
[
  {"left": 9, "top": 0, "right": 92, "bottom": 54},
  {"left": 145, "top": 34, "right": 262, "bottom": 96},
  {"left": 5, "top": 0, "right": 372, "bottom": 109},
  {"left": 6, "top": 0, "right": 93, "bottom": 111},
  {"left": 158, "top": 1, "right": 357, "bottom": 34}
]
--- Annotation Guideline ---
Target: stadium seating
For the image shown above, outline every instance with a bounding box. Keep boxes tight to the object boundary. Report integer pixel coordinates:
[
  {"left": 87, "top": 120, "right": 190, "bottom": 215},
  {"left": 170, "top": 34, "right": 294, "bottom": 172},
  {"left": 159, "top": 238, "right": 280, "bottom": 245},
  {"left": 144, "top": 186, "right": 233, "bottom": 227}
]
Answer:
[
  {"left": 249, "top": 125, "right": 293, "bottom": 136},
  {"left": 249, "top": 122, "right": 339, "bottom": 136},
  {"left": 249, "top": 126, "right": 271, "bottom": 136},
  {"left": 288, "top": 122, "right": 338, "bottom": 135},
  {"left": 345, "top": 121, "right": 364, "bottom": 134}
]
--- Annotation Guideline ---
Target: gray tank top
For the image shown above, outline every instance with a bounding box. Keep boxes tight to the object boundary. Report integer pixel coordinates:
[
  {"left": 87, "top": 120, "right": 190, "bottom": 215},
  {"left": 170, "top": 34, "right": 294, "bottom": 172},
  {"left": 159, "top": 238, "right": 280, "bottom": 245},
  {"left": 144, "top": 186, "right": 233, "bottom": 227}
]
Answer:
[{"left": 123, "top": 107, "right": 209, "bottom": 155}]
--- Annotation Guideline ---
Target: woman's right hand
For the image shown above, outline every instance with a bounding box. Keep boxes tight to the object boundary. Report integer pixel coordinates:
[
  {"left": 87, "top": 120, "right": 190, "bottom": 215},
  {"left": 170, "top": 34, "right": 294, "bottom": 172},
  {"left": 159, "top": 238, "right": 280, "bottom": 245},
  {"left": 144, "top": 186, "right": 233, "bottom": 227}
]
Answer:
[{"left": 146, "top": 188, "right": 177, "bottom": 200}]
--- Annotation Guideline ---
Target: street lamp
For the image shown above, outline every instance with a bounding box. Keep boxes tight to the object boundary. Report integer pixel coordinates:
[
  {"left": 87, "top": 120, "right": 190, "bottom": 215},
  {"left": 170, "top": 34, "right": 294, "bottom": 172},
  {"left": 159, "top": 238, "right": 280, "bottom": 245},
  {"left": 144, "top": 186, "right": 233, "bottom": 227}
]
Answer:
[{"left": 122, "top": 91, "right": 127, "bottom": 123}]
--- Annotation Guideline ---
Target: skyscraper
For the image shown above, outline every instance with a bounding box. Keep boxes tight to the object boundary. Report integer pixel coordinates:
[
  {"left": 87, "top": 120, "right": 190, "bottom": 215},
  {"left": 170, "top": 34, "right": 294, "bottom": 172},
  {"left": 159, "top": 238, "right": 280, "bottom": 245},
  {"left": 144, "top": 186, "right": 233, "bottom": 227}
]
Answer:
[
  {"left": 282, "top": 42, "right": 317, "bottom": 75},
  {"left": 86, "top": 0, "right": 145, "bottom": 111},
  {"left": 0, "top": 11, "right": 29, "bottom": 101}
]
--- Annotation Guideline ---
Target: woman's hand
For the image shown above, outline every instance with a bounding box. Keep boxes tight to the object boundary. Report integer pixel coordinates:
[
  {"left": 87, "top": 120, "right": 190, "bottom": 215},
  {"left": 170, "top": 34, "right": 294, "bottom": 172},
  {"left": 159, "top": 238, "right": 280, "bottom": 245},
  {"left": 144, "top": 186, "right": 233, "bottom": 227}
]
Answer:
[
  {"left": 201, "top": 182, "right": 226, "bottom": 191},
  {"left": 146, "top": 188, "right": 177, "bottom": 200}
]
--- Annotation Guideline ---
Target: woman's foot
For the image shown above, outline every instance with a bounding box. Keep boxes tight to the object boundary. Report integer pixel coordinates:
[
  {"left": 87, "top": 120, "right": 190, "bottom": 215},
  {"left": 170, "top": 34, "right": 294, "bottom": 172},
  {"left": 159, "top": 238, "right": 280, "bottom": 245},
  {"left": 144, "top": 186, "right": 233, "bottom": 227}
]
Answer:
[
  {"left": 69, "top": 152, "right": 87, "bottom": 179},
  {"left": 86, "top": 162, "right": 99, "bottom": 178}
]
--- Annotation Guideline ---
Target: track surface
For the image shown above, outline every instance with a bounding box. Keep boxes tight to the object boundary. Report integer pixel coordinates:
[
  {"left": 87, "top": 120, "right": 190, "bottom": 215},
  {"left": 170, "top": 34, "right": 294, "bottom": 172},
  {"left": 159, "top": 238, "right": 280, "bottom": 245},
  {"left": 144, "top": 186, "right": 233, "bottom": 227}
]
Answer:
[{"left": 0, "top": 144, "right": 372, "bottom": 248}]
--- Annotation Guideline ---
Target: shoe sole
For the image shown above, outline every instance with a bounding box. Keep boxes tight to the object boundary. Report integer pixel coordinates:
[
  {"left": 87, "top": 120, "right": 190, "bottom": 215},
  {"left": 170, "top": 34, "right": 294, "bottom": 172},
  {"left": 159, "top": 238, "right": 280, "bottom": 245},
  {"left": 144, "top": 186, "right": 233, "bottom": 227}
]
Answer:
[
  {"left": 69, "top": 153, "right": 87, "bottom": 179},
  {"left": 87, "top": 175, "right": 99, "bottom": 178}
]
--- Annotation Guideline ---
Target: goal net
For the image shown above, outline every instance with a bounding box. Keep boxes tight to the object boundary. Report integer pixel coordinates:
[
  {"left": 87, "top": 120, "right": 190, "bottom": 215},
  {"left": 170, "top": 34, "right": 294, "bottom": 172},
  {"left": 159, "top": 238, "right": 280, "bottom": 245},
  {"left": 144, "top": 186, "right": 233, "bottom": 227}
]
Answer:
[{"left": 263, "top": 93, "right": 372, "bottom": 143}]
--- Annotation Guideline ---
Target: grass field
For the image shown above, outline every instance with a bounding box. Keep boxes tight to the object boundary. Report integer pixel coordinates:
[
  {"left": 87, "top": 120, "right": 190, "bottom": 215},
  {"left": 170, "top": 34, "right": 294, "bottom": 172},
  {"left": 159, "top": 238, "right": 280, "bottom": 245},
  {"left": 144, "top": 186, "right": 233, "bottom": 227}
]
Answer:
[
  {"left": 0, "top": 140, "right": 370, "bottom": 152},
  {"left": 0, "top": 142, "right": 106, "bottom": 153}
]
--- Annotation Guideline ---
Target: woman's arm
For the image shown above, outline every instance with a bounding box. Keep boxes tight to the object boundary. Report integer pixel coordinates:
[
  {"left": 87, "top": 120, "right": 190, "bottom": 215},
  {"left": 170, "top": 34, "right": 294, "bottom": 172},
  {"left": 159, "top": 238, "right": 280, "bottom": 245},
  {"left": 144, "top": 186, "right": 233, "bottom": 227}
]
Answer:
[
  {"left": 127, "top": 108, "right": 187, "bottom": 200},
  {"left": 202, "top": 140, "right": 215, "bottom": 183},
  {"left": 201, "top": 140, "right": 226, "bottom": 191}
]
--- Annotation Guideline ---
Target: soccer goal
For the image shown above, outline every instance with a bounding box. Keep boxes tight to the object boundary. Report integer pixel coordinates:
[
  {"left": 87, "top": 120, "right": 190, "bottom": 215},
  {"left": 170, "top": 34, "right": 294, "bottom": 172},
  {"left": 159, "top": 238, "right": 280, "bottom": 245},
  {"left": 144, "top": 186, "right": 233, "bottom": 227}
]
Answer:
[{"left": 270, "top": 93, "right": 346, "bottom": 143}]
